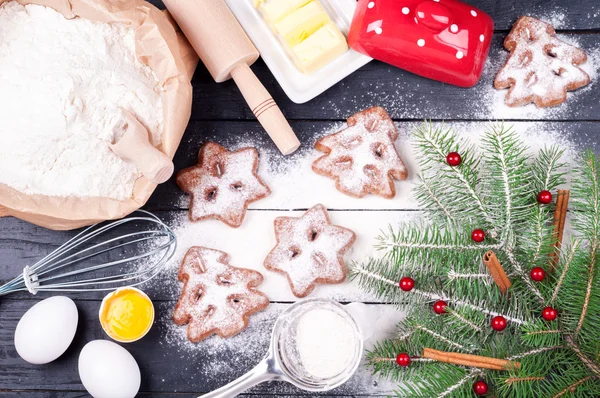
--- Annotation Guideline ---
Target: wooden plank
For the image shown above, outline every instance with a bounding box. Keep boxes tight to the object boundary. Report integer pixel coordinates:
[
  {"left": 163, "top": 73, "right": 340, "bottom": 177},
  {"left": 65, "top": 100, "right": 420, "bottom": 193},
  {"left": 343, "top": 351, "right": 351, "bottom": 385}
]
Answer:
[
  {"left": 0, "top": 393, "right": 382, "bottom": 397},
  {"left": 0, "top": 209, "right": 413, "bottom": 302},
  {"left": 163, "top": 34, "right": 600, "bottom": 122},
  {"left": 0, "top": 300, "right": 401, "bottom": 396},
  {"left": 146, "top": 120, "right": 600, "bottom": 211},
  {"left": 148, "top": 0, "right": 600, "bottom": 31}
]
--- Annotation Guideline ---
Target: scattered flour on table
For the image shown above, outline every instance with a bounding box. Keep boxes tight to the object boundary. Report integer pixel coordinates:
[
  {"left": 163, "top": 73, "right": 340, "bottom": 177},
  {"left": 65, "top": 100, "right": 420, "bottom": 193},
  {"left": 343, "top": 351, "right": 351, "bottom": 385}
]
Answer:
[{"left": 0, "top": 2, "right": 164, "bottom": 199}]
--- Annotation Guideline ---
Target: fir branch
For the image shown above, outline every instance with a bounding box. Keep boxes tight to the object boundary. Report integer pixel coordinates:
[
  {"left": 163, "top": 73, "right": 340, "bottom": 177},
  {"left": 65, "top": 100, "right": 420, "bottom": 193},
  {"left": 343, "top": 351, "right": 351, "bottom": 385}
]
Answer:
[
  {"left": 447, "top": 308, "right": 483, "bottom": 332},
  {"left": 574, "top": 242, "right": 597, "bottom": 337},
  {"left": 566, "top": 335, "right": 600, "bottom": 377},
  {"left": 506, "top": 346, "right": 562, "bottom": 361},
  {"left": 505, "top": 376, "right": 545, "bottom": 385},
  {"left": 353, "top": 264, "right": 527, "bottom": 324},
  {"left": 531, "top": 146, "right": 566, "bottom": 192},
  {"left": 504, "top": 248, "right": 545, "bottom": 303},
  {"left": 447, "top": 270, "right": 493, "bottom": 283},
  {"left": 413, "top": 123, "right": 495, "bottom": 226},
  {"left": 553, "top": 376, "right": 594, "bottom": 398},
  {"left": 380, "top": 240, "right": 503, "bottom": 251},
  {"left": 413, "top": 324, "right": 471, "bottom": 351},
  {"left": 438, "top": 369, "right": 479, "bottom": 398},
  {"left": 415, "top": 174, "right": 455, "bottom": 222},
  {"left": 551, "top": 240, "right": 580, "bottom": 304}
]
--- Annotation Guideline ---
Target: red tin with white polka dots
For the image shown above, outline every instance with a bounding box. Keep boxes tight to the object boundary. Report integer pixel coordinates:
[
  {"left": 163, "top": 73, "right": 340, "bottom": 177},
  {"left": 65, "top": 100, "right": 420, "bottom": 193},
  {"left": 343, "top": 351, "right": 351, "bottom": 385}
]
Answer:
[{"left": 348, "top": 0, "right": 494, "bottom": 87}]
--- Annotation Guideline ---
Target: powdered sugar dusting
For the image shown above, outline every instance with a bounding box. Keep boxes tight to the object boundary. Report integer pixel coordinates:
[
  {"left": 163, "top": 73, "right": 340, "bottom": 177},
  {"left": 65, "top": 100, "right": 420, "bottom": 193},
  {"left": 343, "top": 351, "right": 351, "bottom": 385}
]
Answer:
[
  {"left": 264, "top": 205, "right": 356, "bottom": 297},
  {"left": 150, "top": 119, "right": 582, "bottom": 394}
]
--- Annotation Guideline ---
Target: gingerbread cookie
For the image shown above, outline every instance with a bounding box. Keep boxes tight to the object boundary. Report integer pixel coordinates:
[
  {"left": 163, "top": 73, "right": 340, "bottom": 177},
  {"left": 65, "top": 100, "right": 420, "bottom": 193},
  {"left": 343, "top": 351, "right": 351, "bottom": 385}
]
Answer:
[
  {"left": 176, "top": 142, "right": 270, "bottom": 228},
  {"left": 495, "top": 16, "right": 590, "bottom": 108},
  {"left": 173, "top": 247, "right": 270, "bottom": 342},
  {"left": 312, "top": 107, "right": 408, "bottom": 199},
  {"left": 264, "top": 204, "right": 356, "bottom": 298}
]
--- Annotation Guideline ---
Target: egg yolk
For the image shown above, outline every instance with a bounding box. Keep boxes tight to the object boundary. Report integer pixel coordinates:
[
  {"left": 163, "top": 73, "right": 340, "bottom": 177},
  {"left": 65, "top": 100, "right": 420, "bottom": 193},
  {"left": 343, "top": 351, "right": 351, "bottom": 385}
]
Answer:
[{"left": 101, "top": 289, "right": 153, "bottom": 342}]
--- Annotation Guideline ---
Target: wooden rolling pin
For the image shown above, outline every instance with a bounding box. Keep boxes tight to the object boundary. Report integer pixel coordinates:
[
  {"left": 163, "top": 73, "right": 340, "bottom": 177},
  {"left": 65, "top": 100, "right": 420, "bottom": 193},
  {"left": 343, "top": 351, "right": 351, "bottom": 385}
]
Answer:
[
  {"left": 162, "top": 0, "right": 300, "bottom": 155},
  {"left": 110, "top": 110, "right": 174, "bottom": 185}
]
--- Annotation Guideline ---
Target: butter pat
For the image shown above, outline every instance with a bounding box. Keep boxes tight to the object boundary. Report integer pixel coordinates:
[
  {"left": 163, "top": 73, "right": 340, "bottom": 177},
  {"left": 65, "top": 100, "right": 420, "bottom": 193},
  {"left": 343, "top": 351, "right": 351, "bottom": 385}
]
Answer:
[
  {"left": 274, "top": 1, "right": 329, "bottom": 47},
  {"left": 292, "top": 22, "right": 348, "bottom": 73},
  {"left": 260, "top": 0, "right": 312, "bottom": 23},
  {"left": 254, "top": 0, "right": 349, "bottom": 74}
]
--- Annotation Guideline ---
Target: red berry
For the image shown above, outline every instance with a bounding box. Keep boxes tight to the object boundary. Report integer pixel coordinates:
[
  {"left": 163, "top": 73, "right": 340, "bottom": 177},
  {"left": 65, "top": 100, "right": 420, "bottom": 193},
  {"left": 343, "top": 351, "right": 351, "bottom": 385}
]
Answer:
[
  {"left": 542, "top": 307, "right": 558, "bottom": 321},
  {"left": 399, "top": 277, "right": 415, "bottom": 292},
  {"left": 473, "top": 380, "right": 489, "bottom": 395},
  {"left": 433, "top": 300, "right": 448, "bottom": 314},
  {"left": 491, "top": 315, "right": 507, "bottom": 331},
  {"left": 446, "top": 152, "right": 462, "bottom": 166},
  {"left": 530, "top": 267, "right": 546, "bottom": 282},
  {"left": 471, "top": 229, "right": 485, "bottom": 243},
  {"left": 395, "top": 353, "right": 411, "bottom": 367},
  {"left": 537, "top": 190, "right": 553, "bottom": 204}
]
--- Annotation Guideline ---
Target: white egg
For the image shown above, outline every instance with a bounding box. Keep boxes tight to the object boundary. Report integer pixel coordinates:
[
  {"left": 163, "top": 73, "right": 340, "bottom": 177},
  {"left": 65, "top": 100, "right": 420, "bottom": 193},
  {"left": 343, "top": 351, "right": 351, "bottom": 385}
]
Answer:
[
  {"left": 14, "top": 296, "right": 78, "bottom": 364},
  {"left": 79, "top": 340, "right": 141, "bottom": 398}
]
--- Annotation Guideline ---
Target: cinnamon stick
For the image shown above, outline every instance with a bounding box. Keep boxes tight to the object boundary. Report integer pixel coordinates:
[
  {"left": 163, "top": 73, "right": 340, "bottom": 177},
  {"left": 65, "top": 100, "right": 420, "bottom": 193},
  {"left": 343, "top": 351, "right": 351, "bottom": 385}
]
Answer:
[
  {"left": 550, "top": 190, "right": 570, "bottom": 271},
  {"left": 483, "top": 251, "right": 511, "bottom": 294},
  {"left": 422, "top": 348, "right": 521, "bottom": 371}
]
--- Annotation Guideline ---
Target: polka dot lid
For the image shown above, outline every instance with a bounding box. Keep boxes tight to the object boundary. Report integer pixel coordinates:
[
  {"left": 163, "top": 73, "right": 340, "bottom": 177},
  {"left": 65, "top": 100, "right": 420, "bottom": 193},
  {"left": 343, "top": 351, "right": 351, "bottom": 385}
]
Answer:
[{"left": 348, "top": 0, "right": 494, "bottom": 87}]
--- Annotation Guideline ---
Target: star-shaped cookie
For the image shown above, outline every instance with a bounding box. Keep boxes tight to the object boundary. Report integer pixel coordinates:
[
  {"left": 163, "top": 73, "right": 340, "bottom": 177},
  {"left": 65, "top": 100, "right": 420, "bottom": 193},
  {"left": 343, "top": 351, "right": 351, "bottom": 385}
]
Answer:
[
  {"left": 173, "top": 247, "right": 269, "bottom": 342},
  {"left": 176, "top": 142, "right": 270, "bottom": 228},
  {"left": 312, "top": 106, "right": 408, "bottom": 198},
  {"left": 264, "top": 204, "right": 356, "bottom": 297}
]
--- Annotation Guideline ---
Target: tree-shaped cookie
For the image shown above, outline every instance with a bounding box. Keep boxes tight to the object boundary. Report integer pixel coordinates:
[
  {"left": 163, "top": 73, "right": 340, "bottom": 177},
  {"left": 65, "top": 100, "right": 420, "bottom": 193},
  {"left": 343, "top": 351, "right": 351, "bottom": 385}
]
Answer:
[
  {"left": 173, "top": 247, "right": 269, "bottom": 342},
  {"left": 264, "top": 204, "right": 356, "bottom": 297},
  {"left": 495, "top": 16, "right": 590, "bottom": 108},
  {"left": 176, "top": 142, "right": 270, "bottom": 228},
  {"left": 312, "top": 106, "right": 408, "bottom": 198}
]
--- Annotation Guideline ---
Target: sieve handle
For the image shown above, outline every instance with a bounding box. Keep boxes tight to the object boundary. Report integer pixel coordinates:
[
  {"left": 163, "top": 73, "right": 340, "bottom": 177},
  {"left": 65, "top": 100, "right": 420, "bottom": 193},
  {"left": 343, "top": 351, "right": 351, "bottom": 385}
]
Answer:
[{"left": 200, "top": 356, "right": 280, "bottom": 398}]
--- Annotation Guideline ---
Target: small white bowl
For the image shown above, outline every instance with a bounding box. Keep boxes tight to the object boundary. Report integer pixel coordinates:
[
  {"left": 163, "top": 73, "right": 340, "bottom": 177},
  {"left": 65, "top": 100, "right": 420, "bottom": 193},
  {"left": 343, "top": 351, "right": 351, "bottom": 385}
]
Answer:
[{"left": 99, "top": 287, "right": 155, "bottom": 343}]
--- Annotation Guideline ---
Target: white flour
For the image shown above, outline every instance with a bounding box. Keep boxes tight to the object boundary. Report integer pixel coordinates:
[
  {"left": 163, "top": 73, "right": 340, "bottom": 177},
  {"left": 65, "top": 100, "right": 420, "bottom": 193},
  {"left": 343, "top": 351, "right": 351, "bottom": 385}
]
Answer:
[
  {"left": 295, "top": 308, "right": 356, "bottom": 379},
  {"left": 0, "top": 2, "right": 164, "bottom": 199}
]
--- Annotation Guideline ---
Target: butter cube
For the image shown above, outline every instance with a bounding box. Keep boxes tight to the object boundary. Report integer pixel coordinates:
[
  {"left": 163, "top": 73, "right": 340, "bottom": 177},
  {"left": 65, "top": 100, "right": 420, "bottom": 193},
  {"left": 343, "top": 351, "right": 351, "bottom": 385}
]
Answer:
[
  {"left": 273, "top": 1, "right": 330, "bottom": 47},
  {"left": 260, "top": 0, "right": 313, "bottom": 23},
  {"left": 291, "top": 21, "right": 348, "bottom": 73},
  {"left": 253, "top": 0, "right": 266, "bottom": 8}
]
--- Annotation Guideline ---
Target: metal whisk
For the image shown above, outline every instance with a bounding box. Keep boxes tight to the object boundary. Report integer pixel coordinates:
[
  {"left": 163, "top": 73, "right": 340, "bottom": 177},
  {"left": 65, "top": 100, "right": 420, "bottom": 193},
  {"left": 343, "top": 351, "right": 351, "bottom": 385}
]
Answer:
[{"left": 0, "top": 211, "right": 176, "bottom": 296}]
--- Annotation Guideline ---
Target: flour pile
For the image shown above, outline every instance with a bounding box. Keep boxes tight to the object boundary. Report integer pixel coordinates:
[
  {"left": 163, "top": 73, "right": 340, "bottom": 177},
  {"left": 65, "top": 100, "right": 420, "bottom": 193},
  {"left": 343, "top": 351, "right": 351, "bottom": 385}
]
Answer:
[{"left": 0, "top": 2, "right": 164, "bottom": 199}]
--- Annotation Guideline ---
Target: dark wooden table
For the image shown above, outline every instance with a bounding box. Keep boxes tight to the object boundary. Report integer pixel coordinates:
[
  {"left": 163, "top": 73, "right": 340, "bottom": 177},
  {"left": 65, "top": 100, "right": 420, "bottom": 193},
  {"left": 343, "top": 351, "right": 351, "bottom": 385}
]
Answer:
[{"left": 1, "top": 1, "right": 600, "bottom": 397}]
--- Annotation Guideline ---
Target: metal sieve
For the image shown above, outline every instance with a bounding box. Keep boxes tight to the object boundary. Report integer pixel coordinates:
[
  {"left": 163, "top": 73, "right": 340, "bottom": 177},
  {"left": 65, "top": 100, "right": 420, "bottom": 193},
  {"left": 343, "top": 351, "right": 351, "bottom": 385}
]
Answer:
[{"left": 201, "top": 298, "right": 363, "bottom": 397}]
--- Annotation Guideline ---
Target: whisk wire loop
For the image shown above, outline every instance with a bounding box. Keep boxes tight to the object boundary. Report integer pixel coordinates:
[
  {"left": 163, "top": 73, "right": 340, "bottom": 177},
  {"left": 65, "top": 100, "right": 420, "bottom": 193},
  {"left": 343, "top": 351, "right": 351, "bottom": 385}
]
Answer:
[{"left": 0, "top": 211, "right": 176, "bottom": 295}]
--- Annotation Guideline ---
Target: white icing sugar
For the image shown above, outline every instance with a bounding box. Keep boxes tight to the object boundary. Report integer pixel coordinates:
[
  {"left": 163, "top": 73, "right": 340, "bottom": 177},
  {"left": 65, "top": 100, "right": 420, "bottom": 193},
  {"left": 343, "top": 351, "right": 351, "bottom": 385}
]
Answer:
[
  {"left": 0, "top": 2, "right": 164, "bottom": 199},
  {"left": 295, "top": 308, "right": 356, "bottom": 378}
]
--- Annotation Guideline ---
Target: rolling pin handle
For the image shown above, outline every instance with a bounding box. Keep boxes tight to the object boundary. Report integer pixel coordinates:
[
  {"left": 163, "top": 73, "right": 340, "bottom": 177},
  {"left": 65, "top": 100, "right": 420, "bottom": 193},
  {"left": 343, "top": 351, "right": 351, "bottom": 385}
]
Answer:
[{"left": 230, "top": 64, "right": 300, "bottom": 155}]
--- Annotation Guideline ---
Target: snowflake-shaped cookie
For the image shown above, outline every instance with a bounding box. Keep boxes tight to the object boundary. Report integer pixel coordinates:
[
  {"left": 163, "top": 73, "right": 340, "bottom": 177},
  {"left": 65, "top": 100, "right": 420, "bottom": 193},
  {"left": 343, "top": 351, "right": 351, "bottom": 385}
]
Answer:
[
  {"left": 173, "top": 247, "right": 270, "bottom": 342},
  {"left": 176, "top": 142, "right": 270, "bottom": 228},
  {"left": 264, "top": 204, "right": 356, "bottom": 297},
  {"left": 312, "top": 106, "right": 408, "bottom": 198},
  {"left": 495, "top": 16, "right": 590, "bottom": 108}
]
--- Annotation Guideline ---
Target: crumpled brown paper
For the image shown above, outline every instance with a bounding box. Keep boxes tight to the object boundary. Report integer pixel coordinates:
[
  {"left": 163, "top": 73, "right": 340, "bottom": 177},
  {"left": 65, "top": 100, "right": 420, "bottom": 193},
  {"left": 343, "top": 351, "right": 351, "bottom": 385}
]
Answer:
[{"left": 0, "top": 0, "right": 197, "bottom": 230}]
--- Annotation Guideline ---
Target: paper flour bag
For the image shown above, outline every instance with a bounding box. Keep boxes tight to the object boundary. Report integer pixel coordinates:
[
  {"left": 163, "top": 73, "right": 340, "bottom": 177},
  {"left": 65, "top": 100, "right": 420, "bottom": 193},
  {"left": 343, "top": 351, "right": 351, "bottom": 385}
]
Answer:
[{"left": 0, "top": 0, "right": 196, "bottom": 230}]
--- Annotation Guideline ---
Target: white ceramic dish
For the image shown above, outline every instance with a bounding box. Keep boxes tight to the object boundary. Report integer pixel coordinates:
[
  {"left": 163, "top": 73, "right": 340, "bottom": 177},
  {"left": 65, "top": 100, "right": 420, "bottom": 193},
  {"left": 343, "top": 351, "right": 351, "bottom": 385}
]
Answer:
[{"left": 226, "top": 0, "right": 372, "bottom": 104}]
